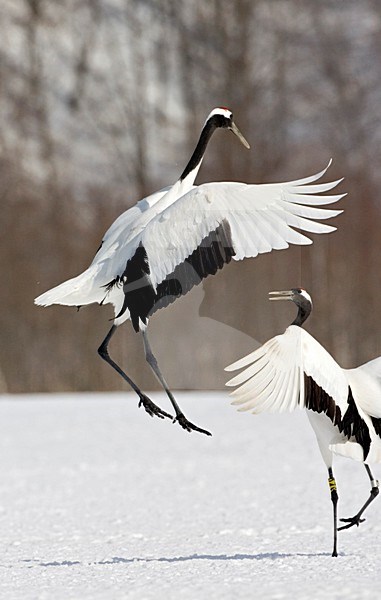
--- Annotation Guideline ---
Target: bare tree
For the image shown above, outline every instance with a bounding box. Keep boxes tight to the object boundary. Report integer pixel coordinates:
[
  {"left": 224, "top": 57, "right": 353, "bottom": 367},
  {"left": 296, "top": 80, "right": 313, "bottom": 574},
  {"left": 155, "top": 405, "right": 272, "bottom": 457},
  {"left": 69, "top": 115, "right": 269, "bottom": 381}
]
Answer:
[{"left": 1, "top": 0, "right": 381, "bottom": 392}]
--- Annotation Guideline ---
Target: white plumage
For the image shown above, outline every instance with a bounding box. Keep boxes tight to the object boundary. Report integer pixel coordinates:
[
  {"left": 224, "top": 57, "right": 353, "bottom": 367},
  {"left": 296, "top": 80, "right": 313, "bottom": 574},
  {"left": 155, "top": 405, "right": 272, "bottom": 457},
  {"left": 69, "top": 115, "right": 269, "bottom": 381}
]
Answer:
[
  {"left": 226, "top": 288, "right": 380, "bottom": 556},
  {"left": 35, "top": 184, "right": 173, "bottom": 313},
  {"left": 226, "top": 319, "right": 381, "bottom": 464},
  {"left": 35, "top": 106, "right": 344, "bottom": 437},
  {"left": 36, "top": 161, "right": 344, "bottom": 316},
  {"left": 227, "top": 326, "right": 348, "bottom": 416},
  {"left": 143, "top": 163, "right": 343, "bottom": 290},
  {"left": 35, "top": 107, "right": 252, "bottom": 435}
]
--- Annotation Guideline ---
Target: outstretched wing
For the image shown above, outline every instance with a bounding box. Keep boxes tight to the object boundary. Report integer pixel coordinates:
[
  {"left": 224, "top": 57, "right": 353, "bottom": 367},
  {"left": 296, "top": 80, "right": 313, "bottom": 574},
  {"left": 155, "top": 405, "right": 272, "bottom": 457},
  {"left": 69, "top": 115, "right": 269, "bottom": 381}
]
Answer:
[
  {"left": 225, "top": 326, "right": 349, "bottom": 422},
  {"left": 143, "top": 161, "right": 345, "bottom": 289}
]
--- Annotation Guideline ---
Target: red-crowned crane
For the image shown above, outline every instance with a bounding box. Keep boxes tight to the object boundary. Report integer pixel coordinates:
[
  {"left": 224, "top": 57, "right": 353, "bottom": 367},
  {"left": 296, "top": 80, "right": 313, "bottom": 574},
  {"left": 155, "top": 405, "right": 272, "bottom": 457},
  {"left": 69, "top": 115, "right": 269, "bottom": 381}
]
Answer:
[
  {"left": 35, "top": 107, "right": 344, "bottom": 436},
  {"left": 35, "top": 108, "right": 249, "bottom": 435},
  {"left": 226, "top": 288, "right": 380, "bottom": 556}
]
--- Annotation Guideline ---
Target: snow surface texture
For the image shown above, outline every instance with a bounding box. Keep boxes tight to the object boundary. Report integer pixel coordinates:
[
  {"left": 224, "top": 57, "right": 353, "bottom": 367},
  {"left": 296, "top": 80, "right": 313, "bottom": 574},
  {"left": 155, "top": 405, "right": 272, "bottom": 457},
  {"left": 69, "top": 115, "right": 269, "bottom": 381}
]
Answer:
[{"left": 0, "top": 392, "right": 380, "bottom": 600}]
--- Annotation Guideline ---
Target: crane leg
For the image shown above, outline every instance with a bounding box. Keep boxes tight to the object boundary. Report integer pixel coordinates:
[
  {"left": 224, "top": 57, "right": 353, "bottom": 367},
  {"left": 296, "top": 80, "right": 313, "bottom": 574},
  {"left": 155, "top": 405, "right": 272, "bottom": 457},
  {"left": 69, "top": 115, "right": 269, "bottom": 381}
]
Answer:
[
  {"left": 328, "top": 468, "right": 339, "bottom": 557},
  {"left": 338, "top": 464, "right": 379, "bottom": 531},
  {"left": 142, "top": 330, "right": 212, "bottom": 436},
  {"left": 98, "top": 325, "right": 172, "bottom": 420}
]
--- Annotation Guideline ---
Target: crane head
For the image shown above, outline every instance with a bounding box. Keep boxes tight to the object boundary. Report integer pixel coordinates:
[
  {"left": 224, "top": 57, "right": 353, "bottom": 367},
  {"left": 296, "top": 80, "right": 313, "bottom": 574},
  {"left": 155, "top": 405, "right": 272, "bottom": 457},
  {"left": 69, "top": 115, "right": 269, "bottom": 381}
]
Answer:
[
  {"left": 205, "top": 107, "right": 250, "bottom": 149},
  {"left": 269, "top": 288, "right": 313, "bottom": 309}
]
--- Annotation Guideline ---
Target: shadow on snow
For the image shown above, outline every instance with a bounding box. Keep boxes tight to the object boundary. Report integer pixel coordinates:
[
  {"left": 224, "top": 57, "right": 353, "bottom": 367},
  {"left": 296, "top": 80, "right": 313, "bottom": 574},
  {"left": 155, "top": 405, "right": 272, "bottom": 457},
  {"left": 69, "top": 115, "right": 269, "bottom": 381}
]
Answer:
[{"left": 20, "top": 551, "right": 334, "bottom": 568}]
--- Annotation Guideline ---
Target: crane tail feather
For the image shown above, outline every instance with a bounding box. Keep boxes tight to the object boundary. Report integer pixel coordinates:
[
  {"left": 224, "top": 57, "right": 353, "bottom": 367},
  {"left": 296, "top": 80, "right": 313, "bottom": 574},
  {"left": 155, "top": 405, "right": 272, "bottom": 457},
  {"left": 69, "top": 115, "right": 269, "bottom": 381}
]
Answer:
[{"left": 34, "top": 265, "right": 104, "bottom": 307}]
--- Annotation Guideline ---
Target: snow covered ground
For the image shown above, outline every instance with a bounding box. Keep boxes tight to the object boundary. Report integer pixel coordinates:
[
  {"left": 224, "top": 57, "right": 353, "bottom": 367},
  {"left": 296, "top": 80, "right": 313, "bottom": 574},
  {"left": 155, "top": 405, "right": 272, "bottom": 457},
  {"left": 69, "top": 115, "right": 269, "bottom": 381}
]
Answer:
[{"left": 0, "top": 392, "right": 380, "bottom": 599}]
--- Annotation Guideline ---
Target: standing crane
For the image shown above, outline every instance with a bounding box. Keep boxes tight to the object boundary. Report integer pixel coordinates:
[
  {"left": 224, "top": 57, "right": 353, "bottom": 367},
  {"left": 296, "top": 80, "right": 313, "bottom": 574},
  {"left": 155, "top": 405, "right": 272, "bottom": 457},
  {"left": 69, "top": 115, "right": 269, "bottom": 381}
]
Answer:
[
  {"left": 225, "top": 288, "right": 380, "bottom": 556},
  {"left": 35, "top": 107, "right": 344, "bottom": 436}
]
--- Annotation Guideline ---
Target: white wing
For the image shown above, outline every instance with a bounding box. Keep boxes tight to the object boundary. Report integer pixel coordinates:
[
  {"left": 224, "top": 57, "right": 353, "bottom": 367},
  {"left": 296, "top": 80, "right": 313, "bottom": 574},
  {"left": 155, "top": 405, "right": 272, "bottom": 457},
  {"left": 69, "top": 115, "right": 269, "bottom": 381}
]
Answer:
[
  {"left": 34, "top": 186, "right": 172, "bottom": 307},
  {"left": 91, "top": 186, "right": 171, "bottom": 267},
  {"left": 142, "top": 162, "right": 345, "bottom": 289},
  {"left": 225, "top": 326, "right": 349, "bottom": 416}
]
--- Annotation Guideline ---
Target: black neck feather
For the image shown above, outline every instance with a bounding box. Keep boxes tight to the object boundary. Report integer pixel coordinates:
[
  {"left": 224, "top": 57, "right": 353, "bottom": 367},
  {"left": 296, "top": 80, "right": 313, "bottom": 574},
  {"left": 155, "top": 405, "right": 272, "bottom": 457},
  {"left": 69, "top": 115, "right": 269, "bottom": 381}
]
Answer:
[
  {"left": 179, "top": 117, "right": 219, "bottom": 181},
  {"left": 292, "top": 302, "right": 312, "bottom": 327}
]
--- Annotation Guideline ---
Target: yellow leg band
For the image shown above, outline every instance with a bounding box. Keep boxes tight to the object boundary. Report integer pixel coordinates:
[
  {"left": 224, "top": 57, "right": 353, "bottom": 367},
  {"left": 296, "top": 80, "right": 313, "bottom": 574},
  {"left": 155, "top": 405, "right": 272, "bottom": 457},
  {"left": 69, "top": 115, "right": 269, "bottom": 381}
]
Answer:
[{"left": 328, "top": 477, "right": 337, "bottom": 492}]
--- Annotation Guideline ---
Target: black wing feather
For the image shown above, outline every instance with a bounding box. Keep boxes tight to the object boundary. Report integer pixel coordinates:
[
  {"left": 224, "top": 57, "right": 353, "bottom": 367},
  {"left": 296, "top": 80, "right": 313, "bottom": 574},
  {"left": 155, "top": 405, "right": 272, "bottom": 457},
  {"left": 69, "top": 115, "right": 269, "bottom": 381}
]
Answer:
[
  {"left": 113, "top": 221, "right": 235, "bottom": 329},
  {"left": 305, "top": 375, "right": 372, "bottom": 460},
  {"left": 149, "top": 220, "right": 235, "bottom": 316},
  {"left": 304, "top": 374, "right": 342, "bottom": 427}
]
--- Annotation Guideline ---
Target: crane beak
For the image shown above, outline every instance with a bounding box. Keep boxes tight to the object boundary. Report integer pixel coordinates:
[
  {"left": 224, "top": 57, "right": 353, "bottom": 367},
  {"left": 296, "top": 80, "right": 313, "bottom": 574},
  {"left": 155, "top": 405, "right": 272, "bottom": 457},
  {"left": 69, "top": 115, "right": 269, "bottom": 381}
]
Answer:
[
  {"left": 269, "top": 290, "right": 293, "bottom": 301},
  {"left": 230, "top": 121, "right": 250, "bottom": 149}
]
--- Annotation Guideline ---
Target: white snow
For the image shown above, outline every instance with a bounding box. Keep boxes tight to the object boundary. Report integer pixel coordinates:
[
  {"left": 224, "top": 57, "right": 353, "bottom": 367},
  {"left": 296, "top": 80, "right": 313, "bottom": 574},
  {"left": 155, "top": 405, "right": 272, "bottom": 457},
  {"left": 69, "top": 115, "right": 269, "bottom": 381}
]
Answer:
[{"left": 0, "top": 392, "right": 380, "bottom": 599}]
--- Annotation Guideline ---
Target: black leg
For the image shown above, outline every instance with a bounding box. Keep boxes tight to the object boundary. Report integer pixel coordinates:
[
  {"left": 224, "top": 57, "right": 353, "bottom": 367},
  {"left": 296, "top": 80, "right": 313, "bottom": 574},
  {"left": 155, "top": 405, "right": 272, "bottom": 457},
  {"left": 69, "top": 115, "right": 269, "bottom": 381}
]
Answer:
[
  {"left": 98, "top": 325, "right": 172, "bottom": 420},
  {"left": 328, "top": 467, "right": 339, "bottom": 557},
  {"left": 142, "top": 330, "right": 212, "bottom": 436},
  {"left": 338, "top": 464, "right": 379, "bottom": 531}
]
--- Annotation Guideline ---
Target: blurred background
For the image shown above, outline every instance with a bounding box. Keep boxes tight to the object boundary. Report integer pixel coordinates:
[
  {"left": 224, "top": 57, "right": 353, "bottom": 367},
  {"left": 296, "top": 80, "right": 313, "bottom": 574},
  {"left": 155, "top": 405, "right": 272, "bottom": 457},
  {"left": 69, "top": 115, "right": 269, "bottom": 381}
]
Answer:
[{"left": 1, "top": 0, "right": 381, "bottom": 394}]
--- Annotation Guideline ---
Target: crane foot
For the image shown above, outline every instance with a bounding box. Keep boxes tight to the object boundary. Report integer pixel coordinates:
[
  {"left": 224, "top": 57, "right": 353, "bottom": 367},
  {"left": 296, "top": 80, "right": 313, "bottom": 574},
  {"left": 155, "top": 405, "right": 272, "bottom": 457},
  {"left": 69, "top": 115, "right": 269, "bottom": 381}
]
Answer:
[
  {"left": 173, "top": 413, "right": 212, "bottom": 436},
  {"left": 138, "top": 394, "right": 172, "bottom": 420},
  {"left": 338, "top": 516, "right": 366, "bottom": 531}
]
